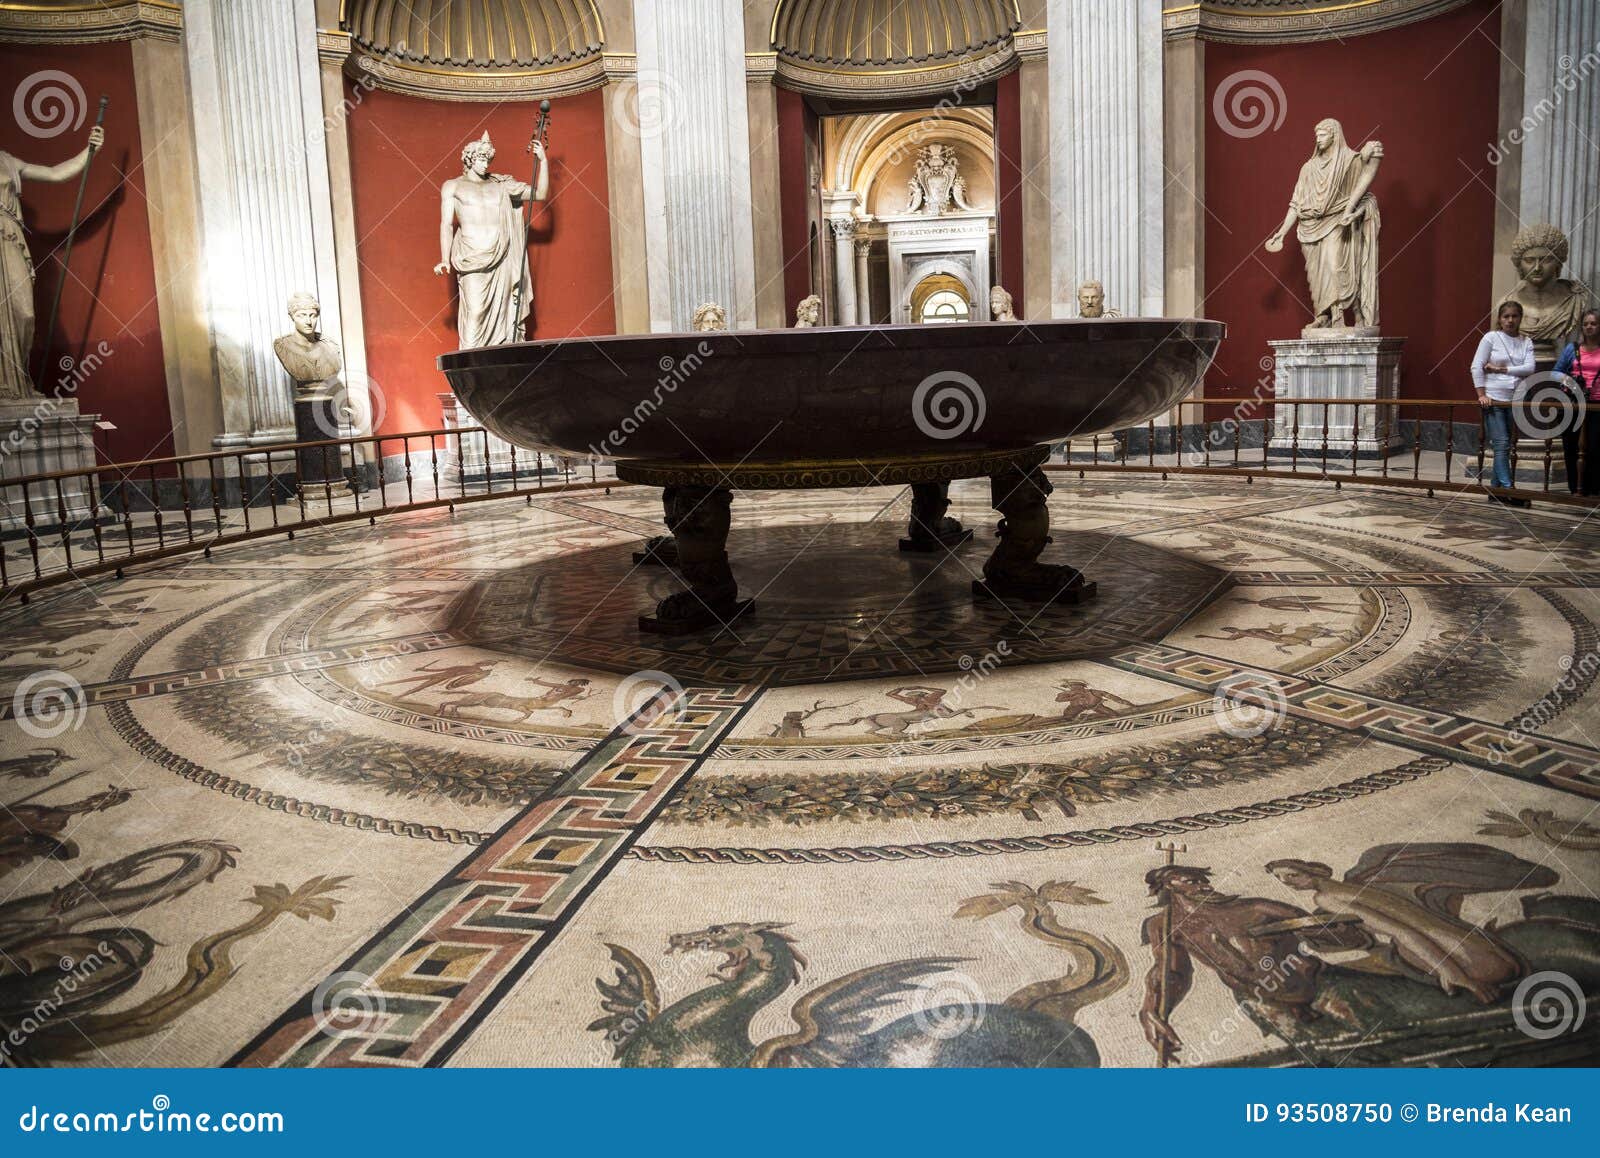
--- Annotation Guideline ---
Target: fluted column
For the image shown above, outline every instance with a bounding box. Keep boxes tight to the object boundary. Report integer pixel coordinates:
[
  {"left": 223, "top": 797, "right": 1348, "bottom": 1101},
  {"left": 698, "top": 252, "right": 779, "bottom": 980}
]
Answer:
[
  {"left": 1516, "top": 0, "right": 1600, "bottom": 292},
  {"left": 186, "top": 0, "right": 344, "bottom": 446},
  {"left": 1046, "top": 0, "right": 1164, "bottom": 317},
  {"left": 854, "top": 237, "right": 872, "bottom": 324},
  {"left": 830, "top": 218, "right": 859, "bottom": 327},
  {"left": 633, "top": 0, "right": 758, "bottom": 331}
]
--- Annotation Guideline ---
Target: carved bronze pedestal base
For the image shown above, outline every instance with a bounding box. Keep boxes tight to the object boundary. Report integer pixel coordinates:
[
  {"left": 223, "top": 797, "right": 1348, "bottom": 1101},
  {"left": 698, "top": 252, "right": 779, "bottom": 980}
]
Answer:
[
  {"left": 899, "top": 481, "right": 973, "bottom": 553},
  {"left": 638, "top": 485, "right": 754, "bottom": 635},
  {"left": 974, "top": 462, "right": 1097, "bottom": 604},
  {"left": 632, "top": 535, "right": 678, "bottom": 567}
]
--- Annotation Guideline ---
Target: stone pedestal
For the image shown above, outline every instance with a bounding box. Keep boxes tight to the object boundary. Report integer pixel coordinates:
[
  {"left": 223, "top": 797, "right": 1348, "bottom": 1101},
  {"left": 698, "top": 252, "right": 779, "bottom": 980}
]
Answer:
[
  {"left": 439, "top": 392, "right": 566, "bottom": 483},
  {"left": 1268, "top": 335, "right": 1405, "bottom": 458},
  {"left": 0, "top": 399, "right": 103, "bottom": 530},
  {"left": 292, "top": 396, "right": 351, "bottom": 497}
]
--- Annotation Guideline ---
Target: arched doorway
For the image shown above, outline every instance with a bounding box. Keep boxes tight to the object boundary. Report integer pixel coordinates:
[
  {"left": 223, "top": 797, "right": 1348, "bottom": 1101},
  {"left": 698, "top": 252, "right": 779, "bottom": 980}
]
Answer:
[{"left": 910, "top": 273, "right": 971, "bottom": 324}]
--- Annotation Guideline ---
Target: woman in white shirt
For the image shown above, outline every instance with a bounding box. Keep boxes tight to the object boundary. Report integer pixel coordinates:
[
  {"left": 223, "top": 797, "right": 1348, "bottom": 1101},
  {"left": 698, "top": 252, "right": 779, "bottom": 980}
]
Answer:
[{"left": 1470, "top": 301, "right": 1536, "bottom": 505}]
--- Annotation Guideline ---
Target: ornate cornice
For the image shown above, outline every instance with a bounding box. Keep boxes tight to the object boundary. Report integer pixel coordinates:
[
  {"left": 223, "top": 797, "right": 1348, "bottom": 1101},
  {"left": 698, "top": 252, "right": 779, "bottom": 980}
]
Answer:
[
  {"left": 316, "top": 28, "right": 352, "bottom": 67},
  {"left": 745, "top": 50, "right": 777, "bottom": 82},
  {"left": 0, "top": 0, "right": 180, "bottom": 44},
  {"left": 1162, "top": 0, "right": 1476, "bottom": 44},
  {"left": 347, "top": 51, "right": 609, "bottom": 102},
  {"left": 1013, "top": 27, "right": 1047, "bottom": 62}
]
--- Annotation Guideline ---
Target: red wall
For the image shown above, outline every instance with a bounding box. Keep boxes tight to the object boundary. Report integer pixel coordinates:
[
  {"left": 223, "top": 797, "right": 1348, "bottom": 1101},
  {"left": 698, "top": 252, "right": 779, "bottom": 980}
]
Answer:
[
  {"left": 994, "top": 69, "right": 1025, "bottom": 303},
  {"left": 347, "top": 85, "right": 616, "bottom": 437},
  {"left": 776, "top": 86, "right": 814, "bottom": 319},
  {"left": 1203, "top": 0, "right": 1501, "bottom": 402},
  {"left": 1, "top": 41, "right": 172, "bottom": 460}
]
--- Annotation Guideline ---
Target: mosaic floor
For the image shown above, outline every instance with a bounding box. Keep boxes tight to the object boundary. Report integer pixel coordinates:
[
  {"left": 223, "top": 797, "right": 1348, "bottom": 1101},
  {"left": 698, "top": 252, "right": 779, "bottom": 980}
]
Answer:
[{"left": 2, "top": 476, "right": 1597, "bottom": 1068}]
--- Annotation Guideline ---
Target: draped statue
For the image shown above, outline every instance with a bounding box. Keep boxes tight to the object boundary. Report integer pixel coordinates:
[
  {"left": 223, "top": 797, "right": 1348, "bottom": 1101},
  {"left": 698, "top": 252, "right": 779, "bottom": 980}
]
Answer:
[
  {"left": 1265, "top": 119, "right": 1383, "bottom": 331},
  {"left": 1, "top": 125, "right": 103, "bottom": 400},
  {"left": 434, "top": 132, "right": 549, "bottom": 348}
]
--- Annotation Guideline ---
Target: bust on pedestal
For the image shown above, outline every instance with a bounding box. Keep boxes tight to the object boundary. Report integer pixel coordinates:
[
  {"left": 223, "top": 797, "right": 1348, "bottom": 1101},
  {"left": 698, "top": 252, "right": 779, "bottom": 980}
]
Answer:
[
  {"left": 273, "top": 292, "right": 350, "bottom": 496},
  {"left": 1263, "top": 118, "right": 1403, "bottom": 458}
]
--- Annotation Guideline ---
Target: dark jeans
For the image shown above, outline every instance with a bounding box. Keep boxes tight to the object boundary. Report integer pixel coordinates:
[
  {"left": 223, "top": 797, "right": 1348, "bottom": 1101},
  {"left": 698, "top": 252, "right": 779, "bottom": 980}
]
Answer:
[
  {"left": 1483, "top": 404, "right": 1513, "bottom": 489},
  {"left": 1560, "top": 408, "right": 1600, "bottom": 495}
]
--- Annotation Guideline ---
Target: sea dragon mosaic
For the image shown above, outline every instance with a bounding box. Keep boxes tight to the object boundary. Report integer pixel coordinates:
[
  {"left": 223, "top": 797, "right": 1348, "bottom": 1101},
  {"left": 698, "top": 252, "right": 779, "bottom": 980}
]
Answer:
[
  {"left": 0, "top": 841, "right": 346, "bottom": 1065},
  {"left": 589, "top": 879, "right": 1126, "bottom": 1067}
]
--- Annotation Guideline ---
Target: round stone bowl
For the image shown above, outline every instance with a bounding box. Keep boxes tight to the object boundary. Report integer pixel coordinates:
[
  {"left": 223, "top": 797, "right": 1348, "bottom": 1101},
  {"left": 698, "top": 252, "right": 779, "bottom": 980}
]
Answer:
[{"left": 436, "top": 318, "right": 1223, "bottom": 471}]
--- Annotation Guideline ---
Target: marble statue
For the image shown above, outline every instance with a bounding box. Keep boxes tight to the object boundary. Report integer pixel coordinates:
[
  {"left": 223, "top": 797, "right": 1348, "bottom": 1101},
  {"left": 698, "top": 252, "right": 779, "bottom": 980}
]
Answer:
[
  {"left": 434, "top": 132, "right": 549, "bottom": 349},
  {"left": 904, "top": 143, "right": 974, "bottom": 217},
  {"left": 1, "top": 124, "right": 104, "bottom": 400},
  {"left": 794, "top": 294, "right": 822, "bottom": 328},
  {"left": 272, "top": 292, "right": 342, "bottom": 399},
  {"left": 1498, "top": 222, "right": 1594, "bottom": 364},
  {"left": 692, "top": 303, "right": 728, "bottom": 332},
  {"left": 989, "top": 285, "right": 1016, "bottom": 321},
  {"left": 1265, "top": 118, "right": 1383, "bottom": 331},
  {"left": 1077, "top": 280, "right": 1121, "bottom": 319}
]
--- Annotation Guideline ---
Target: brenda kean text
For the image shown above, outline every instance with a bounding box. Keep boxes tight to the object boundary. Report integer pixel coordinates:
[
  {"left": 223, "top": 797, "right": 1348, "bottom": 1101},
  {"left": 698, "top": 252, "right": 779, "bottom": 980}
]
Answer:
[{"left": 1245, "top": 1103, "right": 1574, "bottom": 1125}]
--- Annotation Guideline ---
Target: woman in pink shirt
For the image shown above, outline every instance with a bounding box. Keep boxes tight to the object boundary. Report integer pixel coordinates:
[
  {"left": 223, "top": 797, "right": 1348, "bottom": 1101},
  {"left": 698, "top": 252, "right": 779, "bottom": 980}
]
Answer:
[{"left": 1555, "top": 308, "right": 1600, "bottom": 496}]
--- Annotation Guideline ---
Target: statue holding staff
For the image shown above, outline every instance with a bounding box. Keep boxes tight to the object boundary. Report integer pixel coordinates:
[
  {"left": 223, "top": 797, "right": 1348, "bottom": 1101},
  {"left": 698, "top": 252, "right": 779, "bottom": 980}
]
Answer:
[
  {"left": 433, "top": 131, "right": 549, "bottom": 348},
  {"left": 1265, "top": 118, "right": 1383, "bottom": 331},
  {"left": 1, "top": 123, "right": 105, "bottom": 400}
]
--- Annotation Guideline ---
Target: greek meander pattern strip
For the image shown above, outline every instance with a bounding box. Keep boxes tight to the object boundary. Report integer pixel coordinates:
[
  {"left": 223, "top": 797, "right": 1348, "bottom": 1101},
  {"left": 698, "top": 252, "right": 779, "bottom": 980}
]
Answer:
[
  {"left": 231, "top": 682, "right": 762, "bottom": 1068},
  {"left": 1110, "top": 644, "right": 1600, "bottom": 797},
  {"left": 627, "top": 757, "right": 1450, "bottom": 864}
]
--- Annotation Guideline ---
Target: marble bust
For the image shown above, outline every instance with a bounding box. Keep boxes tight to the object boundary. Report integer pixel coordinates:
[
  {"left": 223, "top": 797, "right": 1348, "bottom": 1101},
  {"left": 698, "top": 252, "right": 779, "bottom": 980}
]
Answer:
[
  {"left": 691, "top": 303, "right": 728, "bottom": 332},
  {"left": 1264, "top": 118, "right": 1383, "bottom": 332},
  {"left": 794, "top": 294, "right": 822, "bottom": 327},
  {"left": 1077, "top": 280, "right": 1121, "bottom": 319},
  {"left": 989, "top": 285, "right": 1016, "bottom": 321},
  {"left": 272, "top": 292, "right": 342, "bottom": 400},
  {"left": 1498, "top": 222, "right": 1593, "bottom": 365},
  {"left": 904, "top": 143, "right": 974, "bottom": 217}
]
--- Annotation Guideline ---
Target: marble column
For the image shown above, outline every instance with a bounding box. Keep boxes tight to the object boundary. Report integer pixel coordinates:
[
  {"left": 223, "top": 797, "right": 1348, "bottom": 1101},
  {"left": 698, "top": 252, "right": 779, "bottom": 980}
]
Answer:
[
  {"left": 1046, "top": 0, "right": 1164, "bottom": 318},
  {"left": 633, "top": 0, "right": 758, "bottom": 331},
  {"left": 185, "top": 0, "right": 349, "bottom": 448},
  {"left": 1015, "top": 22, "right": 1052, "bottom": 322},
  {"left": 1506, "top": 0, "right": 1600, "bottom": 295},
  {"left": 854, "top": 237, "right": 872, "bottom": 325},
  {"left": 830, "top": 218, "right": 859, "bottom": 326}
]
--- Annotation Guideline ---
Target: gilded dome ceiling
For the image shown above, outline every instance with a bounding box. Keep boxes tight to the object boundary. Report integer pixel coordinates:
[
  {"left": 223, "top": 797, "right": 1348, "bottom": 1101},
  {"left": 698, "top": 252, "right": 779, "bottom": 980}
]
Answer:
[
  {"left": 339, "top": 0, "right": 606, "bottom": 99},
  {"left": 769, "top": 0, "right": 1024, "bottom": 99}
]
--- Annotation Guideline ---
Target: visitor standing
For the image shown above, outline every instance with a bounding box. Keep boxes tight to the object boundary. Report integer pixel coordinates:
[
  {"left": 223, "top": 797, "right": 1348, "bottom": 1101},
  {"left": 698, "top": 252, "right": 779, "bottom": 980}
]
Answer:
[
  {"left": 1471, "top": 302, "right": 1536, "bottom": 506},
  {"left": 1554, "top": 308, "right": 1600, "bottom": 497}
]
